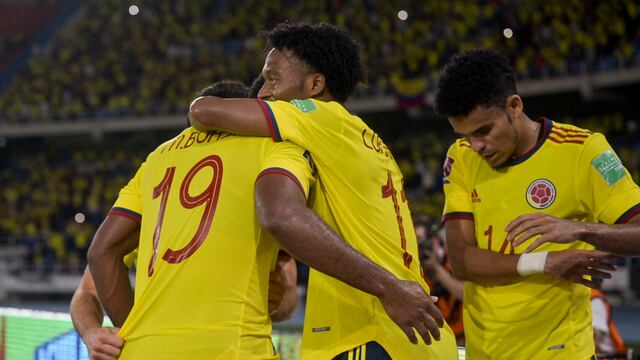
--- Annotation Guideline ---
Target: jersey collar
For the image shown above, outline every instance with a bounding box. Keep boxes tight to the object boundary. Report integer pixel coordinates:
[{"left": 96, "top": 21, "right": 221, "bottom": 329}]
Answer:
[{"left": 505, "top": 117, "right": 552, "bottom": 167}]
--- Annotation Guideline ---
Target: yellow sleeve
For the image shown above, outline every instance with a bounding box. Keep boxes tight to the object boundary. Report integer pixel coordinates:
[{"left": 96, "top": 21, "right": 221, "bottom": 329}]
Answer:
[
  {"left": 109, "top": 162, "right": 145, "bottom": 223},
  {"left": 257, "top": 99, "right": 344, "bottom": 158},
  {"left": 575, "top": 133, "right": 640, "bottom": 224},
  {"left": 123, "top": 248, "right": 138, "bottom": 268},
  {"left": 257, "top": 141, "right": 316, "bottom": 200},
  {"left": 442, "top": 143, "right": 474, "bottom": 222}
]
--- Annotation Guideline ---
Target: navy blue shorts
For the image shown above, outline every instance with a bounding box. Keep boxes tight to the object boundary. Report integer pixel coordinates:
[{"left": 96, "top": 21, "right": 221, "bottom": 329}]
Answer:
[{"left": 332, "top": 341, "right": 391, "bottom": 360}]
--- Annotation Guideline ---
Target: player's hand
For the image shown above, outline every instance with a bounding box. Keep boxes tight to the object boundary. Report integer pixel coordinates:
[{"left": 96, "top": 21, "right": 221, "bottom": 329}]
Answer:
[
  {"left": 379, "top": 279, "right": 444, "bottom": 346},
  {"left": 268, "top": 256, "right": 297, "bottom": 322},
  {"left": 544, "top": 250, "right": 617, "bottom": 289},
  {"left": 505, "top": 213, "right": 587, "bottom": 252},
  {"left": 82, "top": 327, "right": 123, "bottom": 360}
]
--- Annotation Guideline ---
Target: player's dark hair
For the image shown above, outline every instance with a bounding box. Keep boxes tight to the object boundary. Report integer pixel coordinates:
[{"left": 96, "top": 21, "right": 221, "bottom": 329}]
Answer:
[
  {"left": 434, "top": 49, "right": 517, "bottom": 118},
  {"left": 264, "top": 22, "right": 364, "bottom": 103},
  {"left": 248, "top": 75, "right": 265, "bottom": 98},
  {"left": 188, "top": 80, "right": 249, "bottom": 127},
  {"left": 198, "top": 80, "right": 248, "bottom": 98}
]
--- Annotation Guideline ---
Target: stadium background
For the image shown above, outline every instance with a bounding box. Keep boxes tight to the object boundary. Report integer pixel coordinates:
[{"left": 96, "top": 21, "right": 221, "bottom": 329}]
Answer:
[{"left": 0, "top": 0, "right": 639, "bottom": 359}]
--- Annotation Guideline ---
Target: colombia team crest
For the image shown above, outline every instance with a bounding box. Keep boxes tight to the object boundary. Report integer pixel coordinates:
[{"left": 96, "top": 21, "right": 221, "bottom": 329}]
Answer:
[{"left": 526, "top": 179, "right": 556, "bottom": 209}]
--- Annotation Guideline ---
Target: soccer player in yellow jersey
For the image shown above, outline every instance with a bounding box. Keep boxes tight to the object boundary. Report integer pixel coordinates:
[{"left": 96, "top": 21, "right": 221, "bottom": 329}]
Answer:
[
  {"left": 90, "top": 69, "right": 443, "bottom": 360},
  {"left": 70, "top": 81, "right": 299, "bottom": 360},
  {"left": 434, "top": 49, "right": 640, "bottom": 360},
  {"left": 189, "top": 22, "right": 457, "bottom": 359},
  {"left": 89, "top": 126, "right": 317, "bottom": 360}
]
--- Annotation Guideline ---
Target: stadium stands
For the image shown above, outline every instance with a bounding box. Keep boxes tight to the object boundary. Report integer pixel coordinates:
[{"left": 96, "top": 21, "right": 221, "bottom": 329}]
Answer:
[
  {"left": 1, "top": 140, "right": 148, "bottom": 274},
  {"left": 1, "top": 114, "right": 638, "bottom": 275},
  {"left": 0, "top": 0, "right": 638, "bottom": 122},
  {"left": 1, "top": 2, "right": 640, "bottom": 356}
]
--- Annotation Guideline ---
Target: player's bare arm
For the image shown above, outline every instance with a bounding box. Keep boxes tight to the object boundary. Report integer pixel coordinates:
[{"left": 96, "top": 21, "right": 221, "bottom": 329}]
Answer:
[
  {"left": 188, "top": 97, "right": 270, "bottom": 136},
  {"left": 70, "top": 267, "right": 124, "bottom": 360},
  {"left": 420, "top": 250, "right": 464, "bottom": 300},
  {"left": 446, "top": 218, "right": 616, "bottom": 288},
  {"left": 267, "top": 254, "right": 298, "bottom": 322},
  {"left": 87, "top": 215, "right": 140, "bottom": 327},
  {"left": 507, "top": 212, "right": 640, "bottom": 255},
  {"left": 255, "top": 174, "right": 444, "bottom": 346},
  {"left": 446, "top": 218, "right": 520, "bottom": 285}
]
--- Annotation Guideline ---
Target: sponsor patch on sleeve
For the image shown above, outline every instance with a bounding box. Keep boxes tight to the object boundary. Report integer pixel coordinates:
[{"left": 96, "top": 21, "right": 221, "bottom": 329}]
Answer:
[
  {"left": 592, "top": 150, "right": 626, "bottom": 186},
  {"left": 442, "top": 156, "right": 454, "bottom": 184},
  {"left": 291, "top": 99, "right": 316, "bottom": 113}
]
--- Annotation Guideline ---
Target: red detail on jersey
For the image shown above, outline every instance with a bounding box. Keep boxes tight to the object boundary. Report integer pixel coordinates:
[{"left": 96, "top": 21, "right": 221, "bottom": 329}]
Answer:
[
  {"left": 109, "top": 208, "right": 142, "bottom": 223},
  {"left": 615, "top": 204, "right": 640, "bottom": 224},
  {"left": 148, "top": 155, "right": 224, "bottom": 276},
  {"left": 441, "top": 212, "right": 474, "bottom": 224},
  {"left": 548, "top": 135, "right": 585, "bottom": 145},
  {"left": 548, "top": 123, "right": 590, "bottom": 144},
  {"left": 257, "top": 100, "right": 282, "bottom": 142},
  {"left": 443, "top": 156, "right": 455, "bottom": 184},
  {"left": 164, "top": 155, "right": 223, "bottom": 264},
  {"left": 149, "top": 166, "right": 176, "bottom": 276},
  {"left": 256, "top": 168, "right": 306, "bottom": 200},
  {"left": 550, "top": 130, "right": 589, "bottom": 138},
  {"left": 381, "top": 172, "right": 412, "bottom": 269},
  {"left": 553, "top": 125, "right": 592, "bottom": 135}
]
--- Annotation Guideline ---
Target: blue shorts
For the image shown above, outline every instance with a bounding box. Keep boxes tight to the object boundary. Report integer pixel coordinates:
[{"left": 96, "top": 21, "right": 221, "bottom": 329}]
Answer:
[{"left": 332, "top": 341, "right": 391, "bottom": 360}]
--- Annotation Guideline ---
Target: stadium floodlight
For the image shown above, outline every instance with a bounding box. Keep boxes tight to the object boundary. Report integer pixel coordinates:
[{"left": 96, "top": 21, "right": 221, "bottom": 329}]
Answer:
[
  {"left": 74, "top": 213, "right": 86, "bottom": 224},
  {"left": 128, "top": 4, "right": 140, "bottom": 16}
]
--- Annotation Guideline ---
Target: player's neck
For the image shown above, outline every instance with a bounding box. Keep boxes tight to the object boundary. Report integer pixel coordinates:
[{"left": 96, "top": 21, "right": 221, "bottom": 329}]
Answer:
[
  {"left": 311, "top": 87, "right": 337, "bottom": 103},
  {"left": 513, "top": 115, "right": 542, "bottom": 158}
]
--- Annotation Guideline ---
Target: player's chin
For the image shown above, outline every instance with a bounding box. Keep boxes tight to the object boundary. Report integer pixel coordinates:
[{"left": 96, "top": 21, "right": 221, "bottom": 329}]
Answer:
[{"left": 485, "top": 153, "right": 506, "bottom": 167}]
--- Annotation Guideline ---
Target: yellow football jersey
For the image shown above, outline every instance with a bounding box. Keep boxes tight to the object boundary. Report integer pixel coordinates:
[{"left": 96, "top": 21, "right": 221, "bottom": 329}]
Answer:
[
  {"left": 122, "top": 249, "right": 137, "bottom": 268},
  {"left": 258, "top": 99, "right": 458, "bottom": 359},
  {"left": 443, "top": 118, "right": 640, "bottom": 360},
  {"left": 109, "top": 127, "right": 314, "bottom": 360}
]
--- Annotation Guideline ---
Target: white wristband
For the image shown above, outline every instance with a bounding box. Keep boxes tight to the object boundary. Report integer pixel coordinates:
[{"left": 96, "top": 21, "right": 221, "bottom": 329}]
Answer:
[{"left": 517, "top": 251, "right": 548, "bottom": 276}]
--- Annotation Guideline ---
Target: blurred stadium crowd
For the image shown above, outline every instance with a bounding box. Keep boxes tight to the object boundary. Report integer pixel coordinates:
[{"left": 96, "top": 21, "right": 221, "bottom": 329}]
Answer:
[
  {"left": 2, "top": 113, "right": 639, "bottom": 274},
  {"left": 1, "top": 144, "right": 148, "bottom": 273},
  {"left": 0, "top": 0, "right": 638, "bottom": 122},
  {"left": 0, "top": 0, "right": 639, "bottom": 279}
]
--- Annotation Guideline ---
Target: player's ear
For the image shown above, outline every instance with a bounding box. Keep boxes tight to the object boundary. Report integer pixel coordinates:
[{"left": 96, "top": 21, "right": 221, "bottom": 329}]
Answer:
[
  {"left": 506, "top": 95, "right": 523, "bottom": 116},
  {"left": 305, "top": 73, "right": 326, "bottom": 98}
]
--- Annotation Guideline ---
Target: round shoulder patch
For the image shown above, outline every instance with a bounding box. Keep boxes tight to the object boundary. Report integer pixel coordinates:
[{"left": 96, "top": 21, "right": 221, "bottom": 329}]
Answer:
[{"left": 526, "top": 179, "right": 556, "bottom": 209}]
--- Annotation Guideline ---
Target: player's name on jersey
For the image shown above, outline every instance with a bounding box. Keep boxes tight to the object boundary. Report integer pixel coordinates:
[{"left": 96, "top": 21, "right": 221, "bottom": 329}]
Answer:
[
  {"left": 161, "top": 130, "right": 231, "bottom": 154},
  {"left": 361, "top": 127, "right": 390, "bottom": 158}
]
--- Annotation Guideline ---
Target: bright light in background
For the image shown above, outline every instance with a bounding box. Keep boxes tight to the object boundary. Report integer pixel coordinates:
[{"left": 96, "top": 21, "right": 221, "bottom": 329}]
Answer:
[
  {"left": 129, "top": 5, "right": 140, "bottom": 16},
  {"left": 503, "top": 28, "right": 513, "bottom": 38},
  {"left": 397, "top": 10, "right": 408, "bottom": 21},
  {"left": 75, "top": 213, "right": 86, "bottom": 224}
]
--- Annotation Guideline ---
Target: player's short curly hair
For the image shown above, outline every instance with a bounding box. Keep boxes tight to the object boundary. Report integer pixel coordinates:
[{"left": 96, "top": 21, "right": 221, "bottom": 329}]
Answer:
[
  {"left": 265, "top": 22, "right": 365, "bottom": 103},
  {"left": 198, "top": 80, "right": 248, "bottom": 98},
  {"left": 435, "top": 49, "right": 517, "bottom": 118},
  {"left": 248, "top": 75, "right": 265, "bottom": 98}
]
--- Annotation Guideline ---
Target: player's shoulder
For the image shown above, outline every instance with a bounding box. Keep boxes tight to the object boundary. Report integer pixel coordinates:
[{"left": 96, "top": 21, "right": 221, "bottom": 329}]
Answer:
[
  {"left": 277, "top": 98, "right": 348, "bottom": 116},
  {"left": 453, "top": 137, "right": 472, "bottom": 149},
  {"left": 443, "top": 138, "right": 483, "bottom": 176},
  {"left": 447, "top": 138, "right": 475, "bottom": 158},
  {"left": 548, "top": 119, "right": 596, "bottom": 146},
  {"left": 157, "top": 127, "right": 193, "bottom": 151},
  {"left": 263, "top": 138, "right": 305, "bottom": 153}
]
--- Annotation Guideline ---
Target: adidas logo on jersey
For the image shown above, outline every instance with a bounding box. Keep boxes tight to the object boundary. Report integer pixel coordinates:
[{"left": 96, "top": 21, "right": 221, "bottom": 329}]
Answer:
[{"left": 471, "top": 188, "right": 481, "bottom": 202}]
